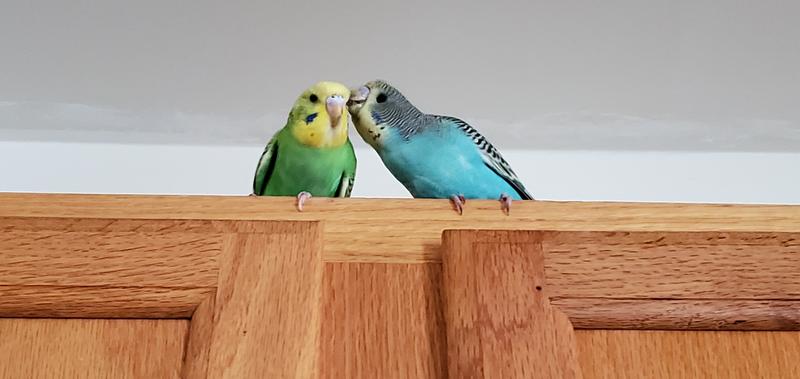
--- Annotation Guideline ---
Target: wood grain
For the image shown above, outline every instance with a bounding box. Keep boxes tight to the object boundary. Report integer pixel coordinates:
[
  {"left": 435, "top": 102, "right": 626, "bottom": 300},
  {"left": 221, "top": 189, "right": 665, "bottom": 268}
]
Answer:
[
  {"left": 544, "top": 230, "right": 800, "bottom": 246},
  {"left": 0, "top": 217, "right": 220, "bottom": 233},
  {"left": 576, "top": 330, "right": 800, "bottom": 378},
  {"left": 2, "top": 193, "right": 799, "bottom": 263},
  {"left": 542, "top": 231, "right": 800, "bottom": 299},
  {"left": 441, "top": 230, "right": 582, "bottom": 378},
  {"left": 0, "top": 216, "right": 305, "bottom": 234},
  {"left": 0, "top": 229, "right": 221, "bottom": 287},
  {"left": 0, "top": 201, "right": 797, "bottom": 329},
  {"left": 0, "top": 194, "right": 799, "bottom": 378},
  {"left": 193, "top": 222, "right": 324, "bottom": 378},
  {"left": 555, "top": 299, "right": 800, "bottom": 330},
  {"left": 0, "top": 318, "right": 188, "bottom": 379},
  {"left": 0, "top": 285, "right": 212, "bottom": 318},
  {"left": 182, "top": 294, "right": 216, "bottom": 379},
  {"left": 320, "top": 263, "right": 447, "bottom": 378}
]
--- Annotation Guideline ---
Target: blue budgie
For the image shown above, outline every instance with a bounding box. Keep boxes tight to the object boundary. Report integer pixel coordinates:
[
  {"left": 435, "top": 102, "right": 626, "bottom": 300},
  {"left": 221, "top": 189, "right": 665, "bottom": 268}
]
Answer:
[{"left": 347, "top": 80, "right": 533, "bottom": 214}]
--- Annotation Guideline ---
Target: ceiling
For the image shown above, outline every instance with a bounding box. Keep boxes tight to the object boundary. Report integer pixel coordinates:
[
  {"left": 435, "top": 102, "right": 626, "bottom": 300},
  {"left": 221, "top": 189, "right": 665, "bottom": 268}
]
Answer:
[{"left": 1, "top": 0, "right": 798, "bottom": 151}]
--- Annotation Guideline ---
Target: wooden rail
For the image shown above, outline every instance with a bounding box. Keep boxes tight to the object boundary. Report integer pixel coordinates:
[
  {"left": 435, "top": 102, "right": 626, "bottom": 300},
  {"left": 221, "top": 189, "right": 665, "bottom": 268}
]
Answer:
[
  {"left": 1, "top": 193, "right": 799, "bottom": 331},
  {"left": 2, "top": 193, "right": 799, "bottom": 263},
  {"left": 2, "top": 193, "right": 800, "bottom": 377}
]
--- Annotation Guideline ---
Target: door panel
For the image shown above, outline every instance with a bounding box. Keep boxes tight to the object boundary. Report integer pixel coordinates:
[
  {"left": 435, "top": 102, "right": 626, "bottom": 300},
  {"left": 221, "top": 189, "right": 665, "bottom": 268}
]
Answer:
[
  {"left": 576, "top": 330, "right": 800, "bottom": 378},
  {"left": 0, "top": 319, "right": 188, "bottom": 379},
  {"left": 0, "top": 196, "right": 799, "bottom": 378}
]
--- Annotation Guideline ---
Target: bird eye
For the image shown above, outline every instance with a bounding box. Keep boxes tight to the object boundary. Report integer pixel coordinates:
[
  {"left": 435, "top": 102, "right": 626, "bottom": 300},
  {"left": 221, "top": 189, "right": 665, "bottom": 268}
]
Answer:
[
  {"left": 309, "top": 94, "right": 318, "bottom": 103},
  {"left": 376, "top": 93, "right": 387, "bottom": 103}
]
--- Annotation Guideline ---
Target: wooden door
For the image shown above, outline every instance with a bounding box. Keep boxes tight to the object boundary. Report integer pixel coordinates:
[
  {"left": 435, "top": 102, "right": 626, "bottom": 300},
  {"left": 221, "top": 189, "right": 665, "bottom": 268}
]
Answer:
[
  {"left": 1, "top": 217, "right": 323, "bottom": 378},
  {"left": 1, "top": 194, "right": 799, "bottom": 378}
]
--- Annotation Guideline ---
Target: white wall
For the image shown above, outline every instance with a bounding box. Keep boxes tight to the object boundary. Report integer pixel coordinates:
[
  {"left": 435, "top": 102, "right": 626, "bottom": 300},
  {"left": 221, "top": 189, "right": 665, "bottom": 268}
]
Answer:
[
  {"left": 1, "top": 2, "right": 798, "bottom": 203},
  {"left": 2, "top": 141, "right": 798, "bottom": 204},
  {"left": 1, "top": 1, "right": 799, "bottom": 150}
]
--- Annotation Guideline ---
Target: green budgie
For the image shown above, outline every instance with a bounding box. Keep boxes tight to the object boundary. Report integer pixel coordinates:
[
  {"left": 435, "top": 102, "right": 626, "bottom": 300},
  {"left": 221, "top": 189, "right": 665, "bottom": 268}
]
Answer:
[{"left": 252, "top": 81, "right": 356, "bottom": 211}]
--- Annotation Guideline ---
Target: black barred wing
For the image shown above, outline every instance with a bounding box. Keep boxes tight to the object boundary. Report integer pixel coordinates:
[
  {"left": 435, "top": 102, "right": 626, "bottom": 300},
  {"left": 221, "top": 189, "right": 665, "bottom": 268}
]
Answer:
[
  {"left": 437, "top": 116, "right": 534, "bottom": 200},
  {"left": 336, "top": 174, "right": 355, "bottom": 198},
  {"left": 252, "top": 135, "right": 278, "bottom": 196}
]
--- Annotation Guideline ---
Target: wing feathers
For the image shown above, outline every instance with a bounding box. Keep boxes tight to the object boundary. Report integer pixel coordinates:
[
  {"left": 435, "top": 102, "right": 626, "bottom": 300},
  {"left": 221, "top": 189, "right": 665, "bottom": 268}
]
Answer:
[
  {"left": 252, "top": 136, "right": 279, "bottom": 195},
  {"left": 438, "top": 116, "right": 534, "bottom": 200}
]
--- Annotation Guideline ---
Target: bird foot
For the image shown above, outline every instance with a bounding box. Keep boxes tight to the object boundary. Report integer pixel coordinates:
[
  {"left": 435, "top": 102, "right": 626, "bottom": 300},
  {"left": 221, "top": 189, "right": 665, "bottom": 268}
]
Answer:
[
  {"left": 450, "top": 194, "right": 466, "bottom": 215},
  {"left": 499, "top": 193, "right": 512, "bottom": 215},
  {"left": 296, "top": 191, "right": 312, "bottom": 212},
  {"left": 248, "top": 193, "right": 257, "bottom": 197}
]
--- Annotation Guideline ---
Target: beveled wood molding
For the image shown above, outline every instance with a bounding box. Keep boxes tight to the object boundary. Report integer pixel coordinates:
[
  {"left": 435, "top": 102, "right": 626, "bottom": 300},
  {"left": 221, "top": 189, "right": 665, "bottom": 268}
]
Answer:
[
  {"left": 3, "top": 192, "right": 799, "bottom": 263},
  {"left": 183, "top": 224, "right": 325, "bottom": 378},
  {"left": 441, "top": 230, "right": 582, "bottom": 378},
  {"left": 1, "top": 193, "right": 798, "bottom": 331},
  {"left": 440, "top": 229, "right": 800, "bottom": 332}
]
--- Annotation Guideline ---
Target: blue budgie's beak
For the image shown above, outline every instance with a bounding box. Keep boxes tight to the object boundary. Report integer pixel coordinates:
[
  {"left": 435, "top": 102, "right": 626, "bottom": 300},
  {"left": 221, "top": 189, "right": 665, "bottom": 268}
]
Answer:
[
  {"left": 352, "top": 86, "right": 369, "bottom": 102},
  {"left": 347, "top": 86, "right": 369, "bottom": 113},
  {"left": 326, "top": 95, "right": 345, "bottom": 128}
]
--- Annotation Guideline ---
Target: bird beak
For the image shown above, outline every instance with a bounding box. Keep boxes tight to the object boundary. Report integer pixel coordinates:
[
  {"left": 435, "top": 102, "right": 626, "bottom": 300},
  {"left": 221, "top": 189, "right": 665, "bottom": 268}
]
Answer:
[
  {"left": 348, "top": 86, "right": 370, "bottom": 109},
  {"left": 326, "top": 95, "right": 346, "bottom": 128}
]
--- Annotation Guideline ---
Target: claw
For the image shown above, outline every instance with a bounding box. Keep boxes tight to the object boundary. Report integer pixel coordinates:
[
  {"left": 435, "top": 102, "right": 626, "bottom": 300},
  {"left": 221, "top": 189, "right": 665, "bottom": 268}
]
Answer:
[
  {"left": 248, "top": 193, "right": 257, "bottom": 197},
  {"left": 450, "top": 194, "right": 466, "bottom": 215},
  {"left": 499, "top": 193, "right": 512, "bottom": 215},
  {"left": 296, "top": 191, "right": 312, "bottom": 212}
]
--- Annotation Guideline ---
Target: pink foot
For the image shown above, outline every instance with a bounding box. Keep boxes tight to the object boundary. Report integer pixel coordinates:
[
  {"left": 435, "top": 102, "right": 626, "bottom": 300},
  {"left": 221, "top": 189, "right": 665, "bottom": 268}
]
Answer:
[
  {"left": 296, "top": 191, "right": 312, "bottom": 212},
  {"left": 450, "top": 194, "right": 466, "bottom": 215},
  {"left": 499, "top": 193, "right": 512, "bottom": 215}
]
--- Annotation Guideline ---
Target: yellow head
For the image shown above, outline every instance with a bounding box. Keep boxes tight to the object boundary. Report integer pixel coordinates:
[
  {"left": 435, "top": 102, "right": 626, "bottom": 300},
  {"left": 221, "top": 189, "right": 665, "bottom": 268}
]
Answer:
[{"left": 287, "top": 81, "right": 351, "bottom": 148}]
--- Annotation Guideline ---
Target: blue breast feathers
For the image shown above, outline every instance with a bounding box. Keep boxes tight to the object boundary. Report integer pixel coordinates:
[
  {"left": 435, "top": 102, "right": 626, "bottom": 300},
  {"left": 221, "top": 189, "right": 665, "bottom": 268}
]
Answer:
[{"left": 378, "top": 125, "right": 523, "bottom": 200}]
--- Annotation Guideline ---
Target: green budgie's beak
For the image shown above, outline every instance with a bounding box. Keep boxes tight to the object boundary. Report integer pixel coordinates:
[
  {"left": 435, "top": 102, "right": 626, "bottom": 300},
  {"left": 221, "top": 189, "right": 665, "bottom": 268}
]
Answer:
[{"left": 326, "top": 95, "right": 346, "bottom": 128}]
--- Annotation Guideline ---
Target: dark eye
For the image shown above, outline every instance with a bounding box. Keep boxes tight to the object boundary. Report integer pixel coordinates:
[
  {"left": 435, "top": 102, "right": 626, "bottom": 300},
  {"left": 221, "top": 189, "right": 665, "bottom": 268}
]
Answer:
[
  {"left": 376, "top": 93, "right": 387, "bottom": 103},
  {"left": 309, "top": 94, "right": 318, "bottom": 103}
]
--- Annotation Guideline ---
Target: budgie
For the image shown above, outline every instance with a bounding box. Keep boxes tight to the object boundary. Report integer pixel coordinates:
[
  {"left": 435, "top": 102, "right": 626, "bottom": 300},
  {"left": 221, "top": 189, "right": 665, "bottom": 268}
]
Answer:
[
  {"left": 252, "top": 81, "right": 356, "bottom": 211},
  {"left": 347, "top": 80, "right": 532, "bottom": 215}
]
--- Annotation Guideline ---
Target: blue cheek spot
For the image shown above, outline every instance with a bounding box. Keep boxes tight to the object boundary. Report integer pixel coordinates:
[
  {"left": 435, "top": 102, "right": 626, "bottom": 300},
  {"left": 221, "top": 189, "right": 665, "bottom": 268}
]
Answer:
[
  {"left": 371, "top": 111, "right": 384, "bottom": 125},
  {"left": 305, "top": 113, "right": 318, "bottom": 124}
]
